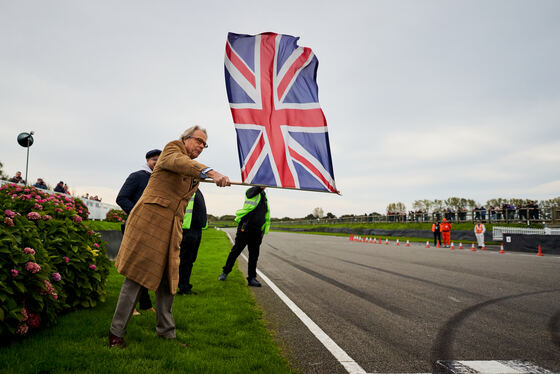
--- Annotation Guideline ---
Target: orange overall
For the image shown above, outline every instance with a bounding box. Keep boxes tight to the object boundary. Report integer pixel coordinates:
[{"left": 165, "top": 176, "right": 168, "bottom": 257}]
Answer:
[{"left": 441, "top": 219, "right": 452, "bottom": 246}]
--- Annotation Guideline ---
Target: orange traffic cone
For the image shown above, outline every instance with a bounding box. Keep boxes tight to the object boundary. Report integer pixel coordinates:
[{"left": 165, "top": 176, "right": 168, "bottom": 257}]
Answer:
[
  {"left": 349, "top": 235, "right": 353, "bottom": 241},
  {"left": 373, "top": 237, "right": 377, "bottom": 244},
  {"left": 425, "top": 241, "right": 430, "bottom": 248},
  {"left": 481, "top": 245, "right": 486, "bottom": 250},
  {"left": 499, "top": 243, "right": 505, "bottom": 253},
  {"left": 471, "top": 243, "right": 476, "bottom": 251},
  {"left": 450, "top": 242, "right": 455, "bottom": 250},
  {"left": 378, "top": 238, "right": 381, "bottom": 244},
  {"left": 537, "top": 244, "right": 544, "bottom": 256},
  {"left": 385, "top": 238, "right": 389, "bottom": 245},
  {"left": 396, "top": 239, "right": 400, "bottom": 246},
  {"left": 437, "top": 241, "right": 440, "bottom": 248},
  {"left": 406, "top": 240, "right": 410, "bottom": 247},
  {"left": 459, "top": 242, "right": 463, "bottom": 249}
]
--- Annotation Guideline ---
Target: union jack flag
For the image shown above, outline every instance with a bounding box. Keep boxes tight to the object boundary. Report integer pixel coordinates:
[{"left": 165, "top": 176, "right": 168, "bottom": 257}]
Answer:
[{"left": 224, "top": 32, "right": 337, "bottom": 193}]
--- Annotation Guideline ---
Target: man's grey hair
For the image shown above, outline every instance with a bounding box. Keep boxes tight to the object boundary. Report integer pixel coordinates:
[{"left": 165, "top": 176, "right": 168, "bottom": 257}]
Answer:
[{"left": 180, "top": 125, "right": 207, "bottom": 141}]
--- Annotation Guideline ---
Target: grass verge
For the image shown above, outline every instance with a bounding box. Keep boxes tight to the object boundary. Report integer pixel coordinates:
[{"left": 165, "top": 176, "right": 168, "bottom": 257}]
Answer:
[
  {"left": 0, "top": 229, "right": 293, "bottom": 374},
  {"left": 85, "top": 220, "right": 122, "bottom": 231}
]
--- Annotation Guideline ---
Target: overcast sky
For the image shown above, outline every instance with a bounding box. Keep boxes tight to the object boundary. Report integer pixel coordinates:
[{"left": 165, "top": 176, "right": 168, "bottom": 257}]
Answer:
[{"left": 1, "top": 0, "right": 559, "bottom": 218}]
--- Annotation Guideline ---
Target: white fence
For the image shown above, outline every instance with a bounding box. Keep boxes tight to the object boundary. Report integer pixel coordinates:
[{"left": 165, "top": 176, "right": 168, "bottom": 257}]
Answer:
[
  {"left": 0, "top": 179, "right": 119, "bottom": 220},
  {"left": 492, "top": 226, "right": 560, "bottom": 241}
]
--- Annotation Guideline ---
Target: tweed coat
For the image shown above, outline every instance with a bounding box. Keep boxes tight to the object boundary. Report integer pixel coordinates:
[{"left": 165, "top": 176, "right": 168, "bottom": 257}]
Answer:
[{"left": 115, "top": 140, "right": 208, "bottom": 294}]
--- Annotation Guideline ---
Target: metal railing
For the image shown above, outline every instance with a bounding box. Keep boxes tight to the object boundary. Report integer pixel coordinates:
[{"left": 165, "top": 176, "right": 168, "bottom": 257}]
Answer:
[{"left": 272, "top": 208, "right": 558, "bottom": 226}]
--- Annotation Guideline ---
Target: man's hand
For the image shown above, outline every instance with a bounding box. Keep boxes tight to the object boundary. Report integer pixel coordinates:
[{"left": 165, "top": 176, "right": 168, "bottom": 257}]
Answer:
[{"left": 207, "top": 170, "right": 231, "bottom": 187}]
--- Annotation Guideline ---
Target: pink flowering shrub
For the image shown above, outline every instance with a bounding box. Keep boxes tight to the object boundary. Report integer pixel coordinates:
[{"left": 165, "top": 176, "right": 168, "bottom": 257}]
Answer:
[
  {"left": 105, "top": 208, "right": 127, "bottom": 223},
  {"left": 0, "top": 183, "right": 110, "bottom": 341}
]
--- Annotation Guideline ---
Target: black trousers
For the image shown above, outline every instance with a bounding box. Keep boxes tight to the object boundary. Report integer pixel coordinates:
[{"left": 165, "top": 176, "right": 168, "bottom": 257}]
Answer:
[
  {"left": 222, "top": 227, "right": 263, "bottom": 279},
  {"left": 178, "top": 228, "right": 202, "bottom": 292},
  {"left": 122, "top": 221, "right": 152, "bottom": 309},
  {"left": 433, "top": 232, "right": 442, "bottom": 246}
]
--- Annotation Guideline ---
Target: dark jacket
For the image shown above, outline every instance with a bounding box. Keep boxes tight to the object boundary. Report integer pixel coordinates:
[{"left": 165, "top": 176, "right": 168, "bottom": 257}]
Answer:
[
  {"left": 116, "top": 170, "right": 151, "bottom": 214},
  {"left": 189, "top": 189, "right": 207, "bottom": 230},
  {"left": 238, "top": 187, "right": 267, "bottom": 231},
  {"left": 54, "top": 184, "right": 65, "bottom": 193}
]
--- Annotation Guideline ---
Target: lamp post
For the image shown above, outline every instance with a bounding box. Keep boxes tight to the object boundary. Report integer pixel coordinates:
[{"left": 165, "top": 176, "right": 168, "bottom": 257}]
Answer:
[{"left": 17, "top": 131, "right": 34, "bottom": 186}]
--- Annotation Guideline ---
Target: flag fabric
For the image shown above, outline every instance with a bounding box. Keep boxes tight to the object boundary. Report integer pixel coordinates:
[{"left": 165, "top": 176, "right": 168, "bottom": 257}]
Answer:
[{"left": 224, "top": 32, "right": 337, "bottom": 193}]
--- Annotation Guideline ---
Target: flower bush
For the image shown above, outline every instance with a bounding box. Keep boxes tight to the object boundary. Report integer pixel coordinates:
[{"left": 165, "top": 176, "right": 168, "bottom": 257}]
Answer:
[
  {"left": 0, "top": 183, "right": 110, "bottom": 340},
  {"left": 105, "top": 208, "right": 127, "bottom": 223}
]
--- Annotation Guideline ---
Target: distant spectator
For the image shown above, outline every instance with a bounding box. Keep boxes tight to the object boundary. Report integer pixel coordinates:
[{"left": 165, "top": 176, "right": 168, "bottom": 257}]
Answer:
[
  {"left": 54, "top": 181, "right": 65, "bottom": 193},
  {"left": 507, "top": 204, "right": 515, "bottom": 220},
  {"left": 33, "top": 178, "right": 48, "bottom": 190},
  {"left": 489, "top": 206, "right": 496, "bottom": 220},
  {"left": 533, "top": 201, "right": 539, "bottom": 220},
  {"left": 83, "top": 193, "right": 90, "bottom": 199},
  {"left": 474, "top": 206, "right": 481, "bottom": 220},
  {"left": 431, "top": 220, "right": 442, "bottom": 247},
  {"left": 63, "top": 183, "right": 70, "bottom": 194},
  {"left": 480, "top": 206, "right": 486, "bottom": 221},
  {"left": 9, "top": 171, "right": 25, "bottom": 184}
]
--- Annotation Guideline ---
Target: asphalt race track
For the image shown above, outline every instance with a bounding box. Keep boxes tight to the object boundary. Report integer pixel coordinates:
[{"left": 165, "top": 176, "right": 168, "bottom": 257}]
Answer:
[{"left": 223, "top": 229, "right": 560, "bottom": 374}]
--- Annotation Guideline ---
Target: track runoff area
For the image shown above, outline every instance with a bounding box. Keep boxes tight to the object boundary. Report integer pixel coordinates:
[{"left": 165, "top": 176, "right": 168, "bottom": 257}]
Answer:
[{"left": 221, "top": 229, "right": 560, "bottom": 374}]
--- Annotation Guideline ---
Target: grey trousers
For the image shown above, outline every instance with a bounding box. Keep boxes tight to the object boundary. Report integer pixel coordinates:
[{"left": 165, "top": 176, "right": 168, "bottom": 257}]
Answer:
[{"left": 110, "top": 276, "right": 176, "bottom": 339}]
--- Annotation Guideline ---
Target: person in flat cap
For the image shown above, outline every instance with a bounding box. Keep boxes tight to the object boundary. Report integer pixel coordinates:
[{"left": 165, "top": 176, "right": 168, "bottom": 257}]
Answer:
[{"left": 115, "top": 148, "right": 162, "bottom": 316}]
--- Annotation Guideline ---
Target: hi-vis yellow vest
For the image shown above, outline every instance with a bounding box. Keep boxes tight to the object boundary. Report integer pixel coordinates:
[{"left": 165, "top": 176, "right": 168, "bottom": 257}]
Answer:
[
  {"left": 182, "top": 192, "right": 208, "bottom": 230},
  {"left": 234, "top": 189, "right": 270, "bottom": 234}
]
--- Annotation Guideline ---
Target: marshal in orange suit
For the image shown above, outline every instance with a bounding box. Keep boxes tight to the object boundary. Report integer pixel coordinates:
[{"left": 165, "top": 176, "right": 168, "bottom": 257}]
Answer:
[{"left": 440, "top": 218, "right": 452, "bottom": 247}]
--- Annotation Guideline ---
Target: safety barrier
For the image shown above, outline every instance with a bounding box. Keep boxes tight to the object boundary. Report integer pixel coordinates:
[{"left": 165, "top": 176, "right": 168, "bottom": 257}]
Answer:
[
  {"left": 492, "top": 226, "right": 560, "bottom": 241},
  {"left": 0, "top": 179, "right": 119, "bottom": 220}
]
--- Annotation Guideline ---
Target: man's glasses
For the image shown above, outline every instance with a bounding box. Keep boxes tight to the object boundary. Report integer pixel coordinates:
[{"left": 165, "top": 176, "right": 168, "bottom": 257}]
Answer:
[{"left": 188, "top": 136, "right": 208, "bottom": 148}]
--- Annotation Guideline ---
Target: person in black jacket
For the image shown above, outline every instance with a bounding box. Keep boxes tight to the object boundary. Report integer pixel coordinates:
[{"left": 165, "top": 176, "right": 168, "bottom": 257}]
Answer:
[
  {"left": 177, "top": 189, "right": 207, "bottom": 295},
  {"left": 115, "top": 148, "right": 161, "bottom": 315},
  {"left": 54, "top": 181, "right": 65, "bottom": 193},
  {"left": 218, "top": 187, "right": 269, "bottom": 287}
]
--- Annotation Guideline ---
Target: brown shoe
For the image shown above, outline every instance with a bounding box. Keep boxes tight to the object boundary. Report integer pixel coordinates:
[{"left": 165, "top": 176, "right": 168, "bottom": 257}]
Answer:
[
  {"left": 109, "top": 332, "right": 126, "bottom": 348},
  {"left": 132, "top": 308, "right": 141, "bottom": 316}
]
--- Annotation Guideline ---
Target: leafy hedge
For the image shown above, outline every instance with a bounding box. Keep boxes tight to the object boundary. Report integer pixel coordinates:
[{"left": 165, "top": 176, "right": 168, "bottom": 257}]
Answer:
[
  {"left": 0, "top": 183, "right": 110, "bottom": 340},
  {"left": 105, "top": 208, "right": 127, "bottom": 223}
]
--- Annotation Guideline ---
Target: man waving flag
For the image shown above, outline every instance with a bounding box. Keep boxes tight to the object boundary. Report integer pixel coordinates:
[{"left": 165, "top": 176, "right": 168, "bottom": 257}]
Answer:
[{"left": 224, "top": 32, "right": 337, "bottom": 193}]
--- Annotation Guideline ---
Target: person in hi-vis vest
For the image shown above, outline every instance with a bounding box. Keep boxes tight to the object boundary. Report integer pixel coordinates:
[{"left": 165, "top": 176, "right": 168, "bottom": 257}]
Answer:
[
  {"left": 218, "top": 186, "right": 270, "bottom": 287},
  {"left": 474, "top": 221, "right": 486, "bottom": 248},
  {"left": 177, "top": 189, "right": 207, "bottom": 295}
]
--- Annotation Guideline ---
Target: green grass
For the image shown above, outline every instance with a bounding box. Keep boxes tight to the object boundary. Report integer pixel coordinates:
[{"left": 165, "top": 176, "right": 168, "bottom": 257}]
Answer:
[
  {"left": 84, "top": 220, "right": 122, "bottom": 231},
  {"left": 0, "top": 229, "right": 293, "bottom": 374}
]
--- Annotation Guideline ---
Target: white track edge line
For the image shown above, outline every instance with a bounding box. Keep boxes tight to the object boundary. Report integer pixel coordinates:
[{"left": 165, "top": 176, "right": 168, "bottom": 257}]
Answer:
[{"left": 221, "top": 229, "right": 367, "bottom": 374}]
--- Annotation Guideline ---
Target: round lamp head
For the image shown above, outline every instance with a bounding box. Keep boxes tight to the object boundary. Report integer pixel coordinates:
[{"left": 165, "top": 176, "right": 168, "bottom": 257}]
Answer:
[{"left": 17, "top": 132, "right": 34, "bottom": 147}]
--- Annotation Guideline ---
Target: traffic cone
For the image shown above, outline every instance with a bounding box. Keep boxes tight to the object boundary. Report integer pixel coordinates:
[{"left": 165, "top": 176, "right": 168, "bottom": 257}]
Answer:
[
  {"left": 471, "top": 243, "right": 476, "bottom": 251},
  {"left": 378, "top": 238, "right": 382, "bottom": 244},
  {"left": 396, "top": 239, "right": 400, "bottom": 246},
  {"left": 437, "top": 241, "right": 440, "bottom": 248},
  {"left": 450, "top": 242, "right": 455, "bottom": 250},
  {"left": 537, "top": 244, "right": 544, "bottom": 256},
  {"left": 459, "top": 242, "right": 463, "bottom": 249},
  {"left": 372, "top": 237, "right": 376, "bottom": 244},
  {"left": 349, "top": 235, "right": 353, "bottom": 241},
  {"left": 499, "top": 243, "right": 505, "bottom": 253},
  {"left": 406, "top": 240, "right": 410, "bottom": 247},
  {"left": 425, "top": 241, "right": 430, "bottom": 248},
  {"left": 385, "top": 238, "right": 389, "bottom": 245},
  {"left": 481, "top": 245, "right": 486, "bottom": 250}
]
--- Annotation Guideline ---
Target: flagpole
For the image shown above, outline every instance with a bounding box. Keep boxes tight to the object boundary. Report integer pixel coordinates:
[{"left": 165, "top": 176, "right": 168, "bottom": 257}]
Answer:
[{"left": 199, "top": 179, "right": 341, "bottom": 195}]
